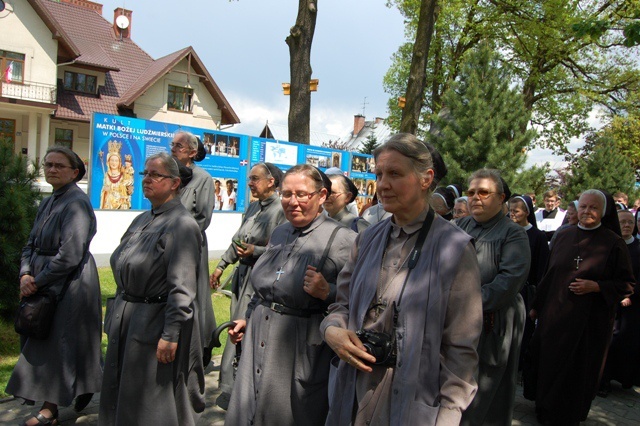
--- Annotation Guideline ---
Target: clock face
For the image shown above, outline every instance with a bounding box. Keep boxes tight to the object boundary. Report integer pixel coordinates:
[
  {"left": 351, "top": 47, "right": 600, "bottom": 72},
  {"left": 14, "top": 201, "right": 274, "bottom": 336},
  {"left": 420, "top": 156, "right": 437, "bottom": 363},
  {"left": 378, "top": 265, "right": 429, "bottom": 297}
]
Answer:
[{"left": 116, "top": 15, "right": 130, "bottom": 30}]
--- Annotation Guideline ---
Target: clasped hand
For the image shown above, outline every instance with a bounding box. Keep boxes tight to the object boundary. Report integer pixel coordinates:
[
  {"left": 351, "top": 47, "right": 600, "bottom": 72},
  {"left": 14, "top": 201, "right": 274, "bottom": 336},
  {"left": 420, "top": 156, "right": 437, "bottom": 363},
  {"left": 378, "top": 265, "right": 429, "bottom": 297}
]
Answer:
[
  {"left": 302, "top": 265, "right": 330, "bottom": 300},
  {"left": 19, "top": 275, "right": 37, "bottom": 298}
]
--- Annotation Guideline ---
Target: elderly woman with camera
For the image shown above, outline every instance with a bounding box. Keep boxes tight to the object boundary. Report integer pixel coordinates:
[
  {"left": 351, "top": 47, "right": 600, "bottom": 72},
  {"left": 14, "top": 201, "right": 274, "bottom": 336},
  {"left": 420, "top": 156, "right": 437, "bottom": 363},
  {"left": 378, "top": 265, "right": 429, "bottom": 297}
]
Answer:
[
  {"left": 224, "top": 165, "right": 356, "bottom": 426},
  {"left": 100, "top": 152, "right": 204, "bottom": 425},
  {"left": 321, "top": 133, "right": 483, "bottom": 425}
]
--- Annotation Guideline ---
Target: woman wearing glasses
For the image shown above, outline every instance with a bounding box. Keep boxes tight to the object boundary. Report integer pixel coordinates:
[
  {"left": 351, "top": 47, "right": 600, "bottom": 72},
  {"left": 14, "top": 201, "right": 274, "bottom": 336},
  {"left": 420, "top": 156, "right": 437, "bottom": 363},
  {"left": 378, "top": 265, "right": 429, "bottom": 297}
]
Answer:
[
  {"left": 8, "top": 146, "right": 102, "bottom": 426},
  {"left": 171, "top": 131, "right": 217, "bottom": 356},
  {"left": 457, "top": 169, "right": 530, "bottom": 426},
  {"left": 210, "top": 162, "right": 286, "bottom": 409},
  {"left": 224, "top": 165, "right": 356, "bottom": 426},
  {"left": 321, "top": 134, "right": 483, "bottom": 425},
  {"left": 100, "top": 152, "right": 205, "bottom": 425},
  {"left": 324, "top": 173, "right": 359, "bottom": 227}
]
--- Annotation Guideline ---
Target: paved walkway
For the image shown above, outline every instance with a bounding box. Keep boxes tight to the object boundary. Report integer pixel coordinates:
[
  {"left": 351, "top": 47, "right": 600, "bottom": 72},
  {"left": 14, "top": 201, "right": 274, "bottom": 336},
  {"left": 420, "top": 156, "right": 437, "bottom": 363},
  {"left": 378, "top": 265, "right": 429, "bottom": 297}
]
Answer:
[{"left": 1, "top": 356, "right": 639, "bottom": 425}]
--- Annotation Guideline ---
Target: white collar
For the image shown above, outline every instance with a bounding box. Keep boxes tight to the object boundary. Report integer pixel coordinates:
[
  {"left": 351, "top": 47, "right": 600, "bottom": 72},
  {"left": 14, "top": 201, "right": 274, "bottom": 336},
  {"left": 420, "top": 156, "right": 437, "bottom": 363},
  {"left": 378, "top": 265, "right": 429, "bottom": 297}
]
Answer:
[{"left": 578, "top": 222, "right": 601, "bottom": 231}]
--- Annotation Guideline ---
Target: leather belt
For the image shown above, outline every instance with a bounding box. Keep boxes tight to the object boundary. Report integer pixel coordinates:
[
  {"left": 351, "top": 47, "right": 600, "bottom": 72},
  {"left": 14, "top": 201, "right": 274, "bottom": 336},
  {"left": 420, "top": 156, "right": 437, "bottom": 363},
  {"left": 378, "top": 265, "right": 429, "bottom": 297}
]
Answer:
[
  {"left": 259, "top": 300, "right": 324, "bottom": 318},
  {"left": 122, "top": 293, "right": 168, "bottom": 304}
]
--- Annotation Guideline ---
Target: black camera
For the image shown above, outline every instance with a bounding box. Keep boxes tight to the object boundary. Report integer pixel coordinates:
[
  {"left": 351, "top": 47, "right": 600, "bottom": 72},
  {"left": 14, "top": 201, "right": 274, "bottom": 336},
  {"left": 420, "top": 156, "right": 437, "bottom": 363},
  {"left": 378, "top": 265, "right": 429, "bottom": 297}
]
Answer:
[{"left": 356, "top": 329, "right": 396, "bottom": 366}]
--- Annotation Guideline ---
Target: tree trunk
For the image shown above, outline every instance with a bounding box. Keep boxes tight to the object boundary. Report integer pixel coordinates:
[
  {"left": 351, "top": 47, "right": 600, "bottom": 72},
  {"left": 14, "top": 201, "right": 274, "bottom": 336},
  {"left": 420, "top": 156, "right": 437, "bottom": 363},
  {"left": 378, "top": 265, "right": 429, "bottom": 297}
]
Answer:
[
  {"left": 286, "top": 0, "right": 318, "bottom": 144},
  {"left": 400, "top": 0, "right": 439, "bottom": 135}
]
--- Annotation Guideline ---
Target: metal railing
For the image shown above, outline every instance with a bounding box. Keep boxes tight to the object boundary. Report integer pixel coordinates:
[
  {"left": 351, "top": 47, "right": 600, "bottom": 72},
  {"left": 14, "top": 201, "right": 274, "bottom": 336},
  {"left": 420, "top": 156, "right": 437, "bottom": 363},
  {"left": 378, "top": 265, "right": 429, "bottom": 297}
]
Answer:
[{"left": 0, "top": 80, "right": 57, "bottom": 104}]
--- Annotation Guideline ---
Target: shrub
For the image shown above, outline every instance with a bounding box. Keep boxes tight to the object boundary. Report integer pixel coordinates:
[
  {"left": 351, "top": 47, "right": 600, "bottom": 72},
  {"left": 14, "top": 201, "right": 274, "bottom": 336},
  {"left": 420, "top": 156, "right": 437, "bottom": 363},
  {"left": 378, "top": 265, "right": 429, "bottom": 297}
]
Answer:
[{"left": 0, "top": 137, "right": 41, "bottom": 320}]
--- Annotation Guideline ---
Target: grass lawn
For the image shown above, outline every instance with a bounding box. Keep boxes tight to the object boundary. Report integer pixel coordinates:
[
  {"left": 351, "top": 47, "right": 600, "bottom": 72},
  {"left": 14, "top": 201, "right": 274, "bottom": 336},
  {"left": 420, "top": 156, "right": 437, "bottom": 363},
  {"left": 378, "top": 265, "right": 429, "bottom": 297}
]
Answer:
[{"left": 0, "top": 260, "right": 232, "bottom": 399}]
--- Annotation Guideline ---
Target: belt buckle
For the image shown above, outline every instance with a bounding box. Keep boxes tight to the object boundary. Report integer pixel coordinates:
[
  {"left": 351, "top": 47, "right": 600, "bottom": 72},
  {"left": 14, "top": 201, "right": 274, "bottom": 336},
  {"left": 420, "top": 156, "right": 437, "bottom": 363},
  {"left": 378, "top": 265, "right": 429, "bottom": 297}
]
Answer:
[{"left": 270, "top": 302, "right": 282, "bottom": 313}]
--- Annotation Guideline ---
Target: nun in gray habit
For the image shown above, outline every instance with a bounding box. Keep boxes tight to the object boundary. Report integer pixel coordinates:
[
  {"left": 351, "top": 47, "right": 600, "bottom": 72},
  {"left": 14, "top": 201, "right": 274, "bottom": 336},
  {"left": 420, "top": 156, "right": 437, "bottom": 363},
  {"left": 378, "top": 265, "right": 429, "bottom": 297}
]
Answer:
[
  {"left": 224, "top": 165, "right": 356, "bottom": 426},
  {"left": 100, "top": 153, "right": 204, "bottom": 425},
  {"left": 322, "top": 134, "right": 483, "bottom": 425},
  {"left": 211, "top": 162, "right": 286, "bottom": 402},
  {"left": 171, "top": 131, "right": 217, "bottom": 352},
  {"left": 8, "top": 146, "right": 102, "bottom": 425}
]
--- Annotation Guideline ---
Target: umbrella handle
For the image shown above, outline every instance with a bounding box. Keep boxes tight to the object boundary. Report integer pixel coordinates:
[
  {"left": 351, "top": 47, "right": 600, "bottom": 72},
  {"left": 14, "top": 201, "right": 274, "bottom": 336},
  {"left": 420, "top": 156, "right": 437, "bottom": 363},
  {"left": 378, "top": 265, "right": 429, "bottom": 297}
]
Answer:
[{"left": 210, "top": 321, "right": 237, "bottom": 348}]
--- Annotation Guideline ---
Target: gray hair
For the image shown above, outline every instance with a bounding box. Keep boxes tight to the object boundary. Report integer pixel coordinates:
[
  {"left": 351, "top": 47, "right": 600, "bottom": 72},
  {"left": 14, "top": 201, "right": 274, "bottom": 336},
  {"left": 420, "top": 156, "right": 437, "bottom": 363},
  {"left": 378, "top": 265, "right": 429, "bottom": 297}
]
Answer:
[
  {"left": 145, "top": 152, "right": 180, "bottom": 179},
  {"left": 580, "top": 189, "right": 606, "bottom": 216},
  {"left": 468, "top": 169, "right": 504, "bottom": 194},
  {"left": 373, "top": 133, "right": 434, "bottom": 191},
  {"left": 175, "top": 131, "right": 198, "bottom": 151}
]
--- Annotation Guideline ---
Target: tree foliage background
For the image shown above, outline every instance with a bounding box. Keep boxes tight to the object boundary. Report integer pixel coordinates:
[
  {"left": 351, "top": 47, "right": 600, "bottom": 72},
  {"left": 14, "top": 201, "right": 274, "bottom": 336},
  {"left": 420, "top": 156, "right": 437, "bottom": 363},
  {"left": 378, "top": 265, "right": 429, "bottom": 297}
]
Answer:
[
  {"left": 427, "top": 45, "right": 537, "bottom": 189},
  {"left": 384, "top": 0, "right": 640, "bottom": 154},
  {"left": 561, "top": 133, "right": 636, "bottom": 202},
  {"left": 0, "top": 138, "right": 41, "bottom": 319}
]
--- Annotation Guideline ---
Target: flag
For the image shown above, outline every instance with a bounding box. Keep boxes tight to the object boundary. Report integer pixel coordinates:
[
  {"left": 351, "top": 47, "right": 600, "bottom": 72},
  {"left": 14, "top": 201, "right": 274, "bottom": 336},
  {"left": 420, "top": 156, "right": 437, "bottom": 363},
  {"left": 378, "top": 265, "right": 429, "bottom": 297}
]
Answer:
[
  {"left": 240, "top": 159, "right": 248, "bottom": 166},
  {"left": 3, "top": 61, "right": 13, "bottom": 83}
]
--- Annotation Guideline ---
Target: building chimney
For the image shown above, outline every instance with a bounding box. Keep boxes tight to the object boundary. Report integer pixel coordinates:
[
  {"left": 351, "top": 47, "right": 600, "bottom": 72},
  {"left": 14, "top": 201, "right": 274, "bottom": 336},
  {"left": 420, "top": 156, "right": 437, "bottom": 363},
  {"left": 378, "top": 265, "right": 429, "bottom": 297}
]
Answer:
[
  {"left": 353, "top": 114, "right": 365, "bottom": 136},
  {"left": 60, "top": 0, "right": 103, "bottom": 14},
  {"left": 113, "top": 7, "right": 133, "bottom": 39},
  {"left": 374, "top": 117, "right": 384, "bottom": 125}
]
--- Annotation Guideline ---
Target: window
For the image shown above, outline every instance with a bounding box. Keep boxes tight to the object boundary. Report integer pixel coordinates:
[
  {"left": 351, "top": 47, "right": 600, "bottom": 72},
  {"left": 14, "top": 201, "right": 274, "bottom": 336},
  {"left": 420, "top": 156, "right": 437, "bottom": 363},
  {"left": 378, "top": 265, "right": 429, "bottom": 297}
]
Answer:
[
  {"left": 63, "top": 71, "right": 97, "bottom": 94},
  {"left": 0, "top": 118, "right": 16, "bottom": 147},
  {"left": 54, "top": 128, "right": 73, "bottom": 149},
  {"left": 1, "top": 50, "right": 25, "bottom": 84},
  {"left": 167, "top": 85, "right": 193, "bottom": 112}
]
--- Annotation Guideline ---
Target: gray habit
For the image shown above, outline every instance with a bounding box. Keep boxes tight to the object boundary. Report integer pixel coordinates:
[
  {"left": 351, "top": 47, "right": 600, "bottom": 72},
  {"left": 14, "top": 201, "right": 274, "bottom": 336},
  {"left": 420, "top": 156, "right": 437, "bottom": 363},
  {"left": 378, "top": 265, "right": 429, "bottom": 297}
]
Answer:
[
  {"left": 225, "top": 214, "right": 356, "bottom": 426},
  {"left": 6, "top": 183, "right": 102, "bottom": 407},
  {"left": 321, "top": 212, "right": 483, "bottom": 425},
  {"left": 180, "top": 164, "right": 216, "bottom": 347},
  {"left": 216, "top": 193, "right": 286, "bottom": 394},
  {"left": 100, "top": 198, "right": 205, "bottom": 426},
  {"left": 331, "top": 207, "right": 357, "bottom": 228},
  {"left": 458, "top": 212, "right": 530, "bottom": 426}
]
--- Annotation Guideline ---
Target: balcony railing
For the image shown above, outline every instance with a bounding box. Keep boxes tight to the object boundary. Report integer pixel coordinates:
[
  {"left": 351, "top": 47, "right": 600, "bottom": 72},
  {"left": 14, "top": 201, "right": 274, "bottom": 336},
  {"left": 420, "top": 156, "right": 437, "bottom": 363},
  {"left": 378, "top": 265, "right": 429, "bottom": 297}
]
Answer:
[{"left": 0, "top": 80, "right": 57, "bottom": 104}]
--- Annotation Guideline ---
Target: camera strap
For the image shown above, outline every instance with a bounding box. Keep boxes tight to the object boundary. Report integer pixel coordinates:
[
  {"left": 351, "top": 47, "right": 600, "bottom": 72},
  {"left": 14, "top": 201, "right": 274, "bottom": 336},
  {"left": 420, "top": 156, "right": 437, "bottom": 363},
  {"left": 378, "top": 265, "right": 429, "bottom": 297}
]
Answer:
[{"left": 388, "top": 207, "right": 436, "bottom": 330}]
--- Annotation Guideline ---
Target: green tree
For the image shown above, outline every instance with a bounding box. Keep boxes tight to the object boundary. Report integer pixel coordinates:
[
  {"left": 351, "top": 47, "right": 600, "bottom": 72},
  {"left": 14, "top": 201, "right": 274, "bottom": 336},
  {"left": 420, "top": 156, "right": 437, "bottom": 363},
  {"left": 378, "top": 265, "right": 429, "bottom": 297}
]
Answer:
[
  {"left": 427, "top": 45, "right": 536, "bottom": 186},
  {"left": 562, "top": 134, "right": 636, "bottom": 202},
  {"left": 384, "top": 0, "right": 640, "bottom": 152},
  {"left": 358, "top": 133, "right": 379, "bottom": 154},
  {"left": 0, "top": 138, "right": 41, "bottom": 319}
]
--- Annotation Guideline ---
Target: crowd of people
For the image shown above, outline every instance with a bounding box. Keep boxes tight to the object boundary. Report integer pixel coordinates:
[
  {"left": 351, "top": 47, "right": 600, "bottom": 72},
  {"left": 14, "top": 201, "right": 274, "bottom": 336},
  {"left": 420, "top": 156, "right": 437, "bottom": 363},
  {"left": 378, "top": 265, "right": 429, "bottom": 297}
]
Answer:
[{"left": 6, "top": 132, "right": 639, "bottom": 426}]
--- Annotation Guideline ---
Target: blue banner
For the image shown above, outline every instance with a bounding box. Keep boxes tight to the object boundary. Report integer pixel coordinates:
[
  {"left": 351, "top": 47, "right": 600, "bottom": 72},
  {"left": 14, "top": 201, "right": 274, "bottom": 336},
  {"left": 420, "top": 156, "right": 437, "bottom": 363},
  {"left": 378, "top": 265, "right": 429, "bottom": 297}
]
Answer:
[{"left": 90, "top": 113, "right": 249, "bottom": 211}]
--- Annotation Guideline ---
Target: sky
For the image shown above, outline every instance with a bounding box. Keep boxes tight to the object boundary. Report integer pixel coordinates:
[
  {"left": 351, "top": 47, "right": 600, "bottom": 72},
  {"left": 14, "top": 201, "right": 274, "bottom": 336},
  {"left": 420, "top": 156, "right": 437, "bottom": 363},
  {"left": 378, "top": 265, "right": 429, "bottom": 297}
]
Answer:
[{"left": 97, "top": 0, "right": 572, "bottom": 168}]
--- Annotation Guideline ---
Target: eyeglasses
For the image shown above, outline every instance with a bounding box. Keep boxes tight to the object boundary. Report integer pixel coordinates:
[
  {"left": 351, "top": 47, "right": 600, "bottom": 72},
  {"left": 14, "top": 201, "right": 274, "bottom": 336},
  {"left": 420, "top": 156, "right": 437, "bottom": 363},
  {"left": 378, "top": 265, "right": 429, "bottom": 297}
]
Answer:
[
  {"left": 42, "top": 162, "right": 74, "bottom": 170},
  {"left": 328, "top": 192, "right": 345, "bottom": 199},
  {"left": 280, "top": 190, "right": 319, "bottom": 204},
  {"left": 170, "top": 142, "right": 188, "bottom": 151},
  {"left": 139, "top": 170, "right": 174, "bottom": 182},
  {"left": 619, "top": 220, "right": 635, "bottom": 225},
  {"left": 466, "top": 189, "right": 497, "bottom": 199}
]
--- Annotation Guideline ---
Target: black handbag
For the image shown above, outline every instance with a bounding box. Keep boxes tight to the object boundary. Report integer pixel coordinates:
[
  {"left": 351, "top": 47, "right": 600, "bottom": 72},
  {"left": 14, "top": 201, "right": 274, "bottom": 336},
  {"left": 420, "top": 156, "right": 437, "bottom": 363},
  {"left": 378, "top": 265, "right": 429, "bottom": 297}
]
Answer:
[
  {"left": 14, "top": 262, "right": 79, "bottom": 339},
  {"left": 14, "top": 290, "right": 58, "bottom": 339}
]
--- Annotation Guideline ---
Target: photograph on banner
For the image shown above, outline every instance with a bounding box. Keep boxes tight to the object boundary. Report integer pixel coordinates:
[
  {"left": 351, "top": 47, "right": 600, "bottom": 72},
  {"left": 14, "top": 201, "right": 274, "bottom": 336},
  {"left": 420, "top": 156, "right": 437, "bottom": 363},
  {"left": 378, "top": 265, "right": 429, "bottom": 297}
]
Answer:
[
  {"left": 250, "top": 137, "right": 300, "bottom": 171},
  {"left": 203, "top": 132, "right": 241, "bottom": 158},
  {"left": 349, "top": 152, "right": 376, "bottom": 215},
  {"left": 90, "top": 113, "right": 249, "bottom": 211},
  {"left": 213, "top": 177, "right": 239, "bottom": 211},
  {"left": 300, "top": 146, "right": 349, "bottom": 173}
]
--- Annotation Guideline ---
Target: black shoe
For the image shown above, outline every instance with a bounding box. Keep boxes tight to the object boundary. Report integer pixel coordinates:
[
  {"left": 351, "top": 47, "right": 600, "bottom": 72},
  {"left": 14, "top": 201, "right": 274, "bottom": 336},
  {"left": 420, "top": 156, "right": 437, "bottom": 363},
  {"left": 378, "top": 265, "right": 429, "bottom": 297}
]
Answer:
[
  {"left": 74, "top": 393, "right": 93, "bottom": 412},
  {"left": 216, "top": 392, "right": 231, "bottom": 410}
]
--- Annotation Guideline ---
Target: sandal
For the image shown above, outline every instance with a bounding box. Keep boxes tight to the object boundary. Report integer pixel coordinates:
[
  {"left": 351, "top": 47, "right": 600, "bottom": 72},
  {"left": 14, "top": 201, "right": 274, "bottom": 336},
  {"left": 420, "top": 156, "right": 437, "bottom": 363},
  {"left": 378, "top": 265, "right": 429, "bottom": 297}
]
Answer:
[{"left": 20, "top": 410, "right": 58, "bottom": 426}]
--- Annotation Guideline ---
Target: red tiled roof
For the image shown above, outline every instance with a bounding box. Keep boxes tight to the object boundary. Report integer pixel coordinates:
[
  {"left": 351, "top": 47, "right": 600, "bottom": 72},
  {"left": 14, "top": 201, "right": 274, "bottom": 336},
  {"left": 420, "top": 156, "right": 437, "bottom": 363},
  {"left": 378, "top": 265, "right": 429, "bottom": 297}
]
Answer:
[{"left": 29, "top": 0, "right": 239, "bottom": 125}]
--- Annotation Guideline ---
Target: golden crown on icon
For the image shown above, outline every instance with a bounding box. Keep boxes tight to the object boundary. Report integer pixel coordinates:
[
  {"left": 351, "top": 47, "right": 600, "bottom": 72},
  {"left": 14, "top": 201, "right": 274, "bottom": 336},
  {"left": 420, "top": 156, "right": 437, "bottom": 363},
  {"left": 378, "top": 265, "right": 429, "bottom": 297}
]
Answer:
[{"left": 108, "top": 140, "right": 122, "bottom": 154}]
